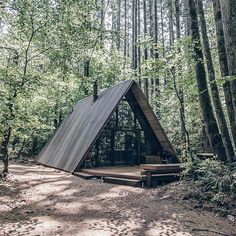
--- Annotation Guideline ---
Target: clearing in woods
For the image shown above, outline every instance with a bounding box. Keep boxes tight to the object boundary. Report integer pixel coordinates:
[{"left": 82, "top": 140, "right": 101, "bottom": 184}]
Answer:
[{"left": 0, "top": 163, "right": 235, "bottom": 236}]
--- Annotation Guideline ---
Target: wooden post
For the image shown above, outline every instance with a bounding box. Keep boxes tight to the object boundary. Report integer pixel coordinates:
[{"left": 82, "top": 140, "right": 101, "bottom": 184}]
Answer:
[
  {"left": 137, "top": 130, "right": 141, "bottom": 165},
  {"left": 95, "top": 139, "right": 100, "bottom": 167},
  {"left": 146, "top": 171, "right": 152, "bottom": 187},
  {"left": 111, "top": 129, "right": 115, "bottom": 166},
  {"left": 115, "top": 107, "right": 119, "bottom": 127}
]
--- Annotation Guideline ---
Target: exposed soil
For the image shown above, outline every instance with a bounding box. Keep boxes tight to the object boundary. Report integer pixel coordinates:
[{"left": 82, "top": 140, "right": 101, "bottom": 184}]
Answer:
[{"left": 0, "top": 162, "right": 235, "bottom": 236}]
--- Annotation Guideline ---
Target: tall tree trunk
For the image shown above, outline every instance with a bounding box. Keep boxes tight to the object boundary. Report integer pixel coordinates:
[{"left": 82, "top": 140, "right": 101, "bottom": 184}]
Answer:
[
  {"left": 197, "top": 0, "right": 234, "bottom": 162},
  {"left": 1, "top": 127, "right": 11, "bottom": 175},
  {"left": 188, "top": 0, "right": 227, "bottom": 162},
  {"left": 137, "top": 0, "right": 141, "bottom": 85},
  {"left": 83, "top": 60, "right": 90, "bottom": 95},
  {"left": 220, "top": 0, "right": 236, "bottom": 144},
  {"left": 213, "top": 0, "right": 236, "bottom": 146},
  {"left": 117, "top": 0, "right": 121, "bottom": 50},
  {"left": 149, "top": 0, "right": 154, "bottom": 101},
  {"left": 154, "top": 0, "right": 160, "bottom": 115},
  {"left": 99, "top": 0, "right": 105, "bottom": 44},
  {"left": 160, "top": 0, "right": 165, "bottom": 57},
  {"left": 132, "top": 0, "right": 138, "bottom": 71},
  {"left": 160, "top": 0, "right": 167, "bottom": 85},
  {"left": 154, "top": 0, "right": 158, "bottom": 59},
  {"left": 168, "top": 0, "right": 174, "bottom": 45},
  {"left": 149, "top": 0, "right": 154, "bottom": 58},
  {"left": 175, "top": 0, "right": 190, "bottom": 160},
  {"left": 124, "top": 0, "right": 127, "bottom": 58},
  {"left": 175, "top": 0, "right": 181, "bottom": 39},
  {"left": 143, "top": 0, "right": 149, "bottom": 99},
  {"left": 111, "top": 0, "right": 116, "bottom": 49},
  {"left": 127, "top": 1, "right": 131, "bottom": 58}
]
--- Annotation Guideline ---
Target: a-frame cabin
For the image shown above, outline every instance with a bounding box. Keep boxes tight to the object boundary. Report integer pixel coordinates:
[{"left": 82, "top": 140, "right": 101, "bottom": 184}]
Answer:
[{"left": 38, "top": 80, "right": 179, "bottom": 186}]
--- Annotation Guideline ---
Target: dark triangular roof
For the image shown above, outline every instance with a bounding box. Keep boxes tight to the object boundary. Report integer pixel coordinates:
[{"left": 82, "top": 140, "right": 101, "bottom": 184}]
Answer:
[{"left": 38, "top": 80, "right": 176, "bottom": 172}]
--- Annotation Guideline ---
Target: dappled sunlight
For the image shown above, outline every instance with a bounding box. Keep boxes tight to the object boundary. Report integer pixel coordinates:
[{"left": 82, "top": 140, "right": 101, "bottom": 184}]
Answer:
[
  {"left": 54, "top": 187, "right": 78, "bottom": 197},
  {"left": 78, "top": 217, "right": 142, "bottom": 236},
  {"left": 53, "top": 201, "right": 84, "bottom": 214},
  {"left": 0, "top": 196, "right": 12, "bottom": 212},
  {"left": 145, "top": 219, "right": 192, "bottom": 236},
  {"left": 83, "top": 183, "right": 146, "bottom": 203},
  {"left": 1, "top": 163, "right": 235, "bottom": 236}
]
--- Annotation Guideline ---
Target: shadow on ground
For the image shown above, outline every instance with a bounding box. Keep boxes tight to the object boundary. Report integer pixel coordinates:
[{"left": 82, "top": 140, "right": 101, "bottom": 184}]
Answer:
[{"left": 0, "top": 163, "right": 235, "bottom": 236}]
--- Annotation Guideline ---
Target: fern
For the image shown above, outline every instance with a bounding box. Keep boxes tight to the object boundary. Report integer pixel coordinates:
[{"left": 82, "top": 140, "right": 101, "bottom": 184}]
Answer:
[{"left": 183, "top": 159, "right": 236, "bottom": 202}]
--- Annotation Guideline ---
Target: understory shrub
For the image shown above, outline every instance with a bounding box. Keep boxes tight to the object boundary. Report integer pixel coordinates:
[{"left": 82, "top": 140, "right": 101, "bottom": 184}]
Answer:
[{"left": 183, "top": 158, "right": 236, "bottom": 203}]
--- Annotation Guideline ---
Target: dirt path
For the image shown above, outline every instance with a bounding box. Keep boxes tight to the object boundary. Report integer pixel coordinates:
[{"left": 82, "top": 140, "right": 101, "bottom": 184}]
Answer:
[{"left": 0, "top": 163, "right": 235, "bottom": 236}]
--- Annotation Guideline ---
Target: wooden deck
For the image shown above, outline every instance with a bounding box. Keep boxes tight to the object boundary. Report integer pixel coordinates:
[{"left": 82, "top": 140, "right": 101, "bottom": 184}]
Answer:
[{"left": 73, "top": 164, "right": 181, "bottom": 187}]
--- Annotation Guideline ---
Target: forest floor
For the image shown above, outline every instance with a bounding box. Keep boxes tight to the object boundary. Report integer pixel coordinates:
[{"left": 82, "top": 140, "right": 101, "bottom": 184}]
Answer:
[{"left": 0, "top": 162, "right": 235, "bottom": 236}]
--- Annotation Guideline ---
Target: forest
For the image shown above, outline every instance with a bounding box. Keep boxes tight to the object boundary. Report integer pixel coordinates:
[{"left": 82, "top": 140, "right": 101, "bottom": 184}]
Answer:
[{"left": 0, "top": 0, "right": 236, "bottom": 235}]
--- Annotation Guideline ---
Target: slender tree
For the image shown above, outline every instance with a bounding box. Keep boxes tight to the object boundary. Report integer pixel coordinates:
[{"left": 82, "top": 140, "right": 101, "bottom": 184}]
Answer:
[
  {"left": 99, "top": 0, "right": 105, "bottom": 43},
  {"left": 174, "top": 0, "right": 190, "bottom": 160},
  {"left": 160, "top": 0, "right": 165, "bottom": 57},
  {"left": 117, "top": 0, "right": 121, "bottom": 50},
  {"left": 124, "top": 0, "right": 127, "bottom": 57},
  {"left": 132, "top": 0, "right": 138, "bottom": 71},
  {"left": 143, "top": 0, "right": 149, "bottom": 99},
  {"left": 168, "top": 0, "right": 174, "bottom": 45},
  {"left": 153, "top": 0, "right": 160, "bottom": 115},
  {"left": 149, "top": 0, "right": 154, "bottom": 99},
  {"left": 137, "top": 0, "right": 142, "bottom": 82}
]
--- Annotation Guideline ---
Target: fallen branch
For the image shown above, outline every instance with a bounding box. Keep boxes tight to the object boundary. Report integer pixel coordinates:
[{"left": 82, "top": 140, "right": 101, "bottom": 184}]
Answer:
[{"left": 192, "top": 228, "right": 228, "bottom": 236}]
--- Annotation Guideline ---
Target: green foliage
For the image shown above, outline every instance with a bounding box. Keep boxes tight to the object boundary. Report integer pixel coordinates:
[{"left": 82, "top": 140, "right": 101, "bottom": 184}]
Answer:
[
  {"left": 0, "top": 0, "right": 233, "bottom": 167},
  {"left": 183, "top": 159, "right": 236, "bottom": 200}
]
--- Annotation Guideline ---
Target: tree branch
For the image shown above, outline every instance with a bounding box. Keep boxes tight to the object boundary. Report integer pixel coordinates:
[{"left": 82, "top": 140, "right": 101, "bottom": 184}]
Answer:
[
  {"left": 27, "top": 47, "right": 52, "bottom": 63},
  {"left": 192, "top": 228, "right": 228, "bottom": 236}
]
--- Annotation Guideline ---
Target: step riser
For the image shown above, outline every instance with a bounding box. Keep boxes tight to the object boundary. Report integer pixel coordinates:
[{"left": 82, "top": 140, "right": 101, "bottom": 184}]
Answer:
[
  {"left": 73, "top": 172, "right": 95, "bottom": 179},
  {"left": 82, "top": 169, "right": 144, "bottom": 180},
  {"left": 104, "top": 177, "right": 142, "bottom": 187}
]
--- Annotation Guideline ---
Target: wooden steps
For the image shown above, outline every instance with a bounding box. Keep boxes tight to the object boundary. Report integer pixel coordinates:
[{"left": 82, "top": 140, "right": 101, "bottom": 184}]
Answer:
[
  {"left": 103, "top": 177, "right": 142, "bottom": 187},
  {"left": 140, "top": 164, "right": 181, "bottom": 171},
  {"left": 74, "top": 165, "right": 181, "bottom": 188},
  {"left": 197, "top": 153, "right": 214, "bottom": 160},
  {"left": 73, "top": 171, "right": 95, "bottom": 179},
  {"left": 151, "top": 173, "right": 180, "bottom": 181}
]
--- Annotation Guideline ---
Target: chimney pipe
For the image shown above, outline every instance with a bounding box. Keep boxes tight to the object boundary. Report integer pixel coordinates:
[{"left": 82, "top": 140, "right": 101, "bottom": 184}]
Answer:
[{"left": 93, "top": 80, "right": 98, "bottom": 102}]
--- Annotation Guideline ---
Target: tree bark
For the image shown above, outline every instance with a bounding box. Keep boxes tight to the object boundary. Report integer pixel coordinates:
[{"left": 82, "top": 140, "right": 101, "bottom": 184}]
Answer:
[
  {"left": 1, "top": 127, "right": 11, "bottom": 175},
  {"left": 137, "top": 0, "right": 141, "bottom": 85},
  {"left": 188, "top": 0, "right": 227, "bottom": 162},
  {"left": 83, "top": 60, "right": 90, "bottom": 95},
  {"left": 132, "top": 0, "right": 138, "bottom": 71},
  {"left": 124, "top": 0, "right": 127, "bottom": 57},
  {"left": 197, "top": 0, "right": 234, "bottom": 162},
  {"left": 117, "top": 0, "right": 121, "bottom": 50},
  {"left": 143, "top": 0, "right": 149, "bottom": 99},
  {"left": 154, "top": 0, "right": 160, "bottom": 116},
  {"left": 175, "top": 0, "right": 190, "bottom": 160},
  {"left": 149, "top": 0, "right": 154, "bottom": 58},
  {"left": 149, "top": 0, "right": 154, "bottom": 100},
  {"left": 99, "top": 0, "right": 105, "bottom": 44},
  {"left": 213, "top": 0, "right": 236, "bottom": 147},
  {"left": 168, "top": 0, "right": 174, "bottom": 45},
  {"left": 160, "top": 0, "right": 165, "bottom": 57},
  {"left": 220, "top": 0, "right": 236, "bottom": 145}
]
